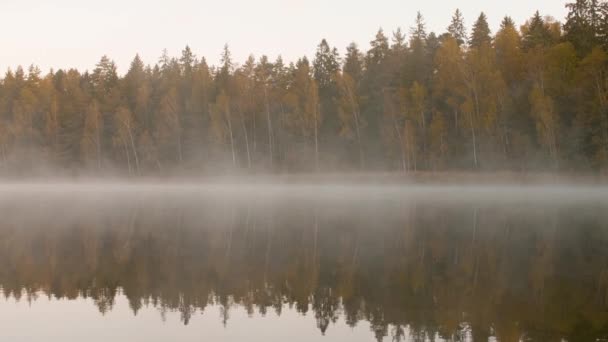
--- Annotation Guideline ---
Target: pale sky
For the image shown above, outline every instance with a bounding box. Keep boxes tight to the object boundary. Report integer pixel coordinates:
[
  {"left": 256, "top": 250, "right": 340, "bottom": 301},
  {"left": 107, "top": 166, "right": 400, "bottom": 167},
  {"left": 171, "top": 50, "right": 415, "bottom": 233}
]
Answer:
[{"left": 1, "top": 0, "right": 568, "bottom": 74}]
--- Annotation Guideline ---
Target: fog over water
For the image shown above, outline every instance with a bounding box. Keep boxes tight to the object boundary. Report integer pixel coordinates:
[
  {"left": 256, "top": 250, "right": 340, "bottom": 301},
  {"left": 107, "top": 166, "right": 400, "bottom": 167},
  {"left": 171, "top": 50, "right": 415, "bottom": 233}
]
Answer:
[
  {"left": 0, "top": 181, "right": 607, "bottom": 341},
  {"left": 0, "top": 181, "right": 606, "bottom": 201}
]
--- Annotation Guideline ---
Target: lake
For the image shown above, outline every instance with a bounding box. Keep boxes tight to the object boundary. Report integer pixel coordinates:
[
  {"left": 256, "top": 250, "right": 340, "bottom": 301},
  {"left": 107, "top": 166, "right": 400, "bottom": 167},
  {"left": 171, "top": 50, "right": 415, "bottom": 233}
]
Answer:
[{"left": 0, "top": 183, "right": 607, "bottom": 341}]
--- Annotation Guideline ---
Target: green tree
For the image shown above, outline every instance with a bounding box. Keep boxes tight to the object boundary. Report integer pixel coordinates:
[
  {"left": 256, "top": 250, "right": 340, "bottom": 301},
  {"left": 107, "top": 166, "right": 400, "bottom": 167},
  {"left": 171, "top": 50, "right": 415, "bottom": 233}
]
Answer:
[
  {"left": 522, "top": 11, "right": 554, "bottom": 51},
  {"left": 563, "top": 0, "right": 602, "bottom": 55},
  {"left": 447, "top": 9, "right": 468, "bottom": 46},
  {"left": 343, "top": 43, "right": 364, "bottom": 84},
  {"left": 469, "top": 12, "right": 491, "bottom": 49},
  {"left": 313, "top": 39, "right": 340, "bottom": 150},
  {"left": 578, "top": 47, "right": 608, "bottom": 168}
]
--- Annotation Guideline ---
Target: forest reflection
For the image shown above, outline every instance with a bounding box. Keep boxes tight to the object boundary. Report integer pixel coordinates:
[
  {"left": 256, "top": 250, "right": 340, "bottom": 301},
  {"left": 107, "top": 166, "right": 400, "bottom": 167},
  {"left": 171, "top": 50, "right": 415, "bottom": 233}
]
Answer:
[{"left": 0, "top": 189, "right": 607, "bottom": 341}]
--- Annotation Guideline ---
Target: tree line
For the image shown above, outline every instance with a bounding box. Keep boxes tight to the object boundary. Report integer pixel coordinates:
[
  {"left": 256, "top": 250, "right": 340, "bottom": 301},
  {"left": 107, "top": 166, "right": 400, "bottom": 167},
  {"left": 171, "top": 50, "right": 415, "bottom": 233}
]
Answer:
[{"left": 2, "top": 1, "right": 608, "bottom": 174}]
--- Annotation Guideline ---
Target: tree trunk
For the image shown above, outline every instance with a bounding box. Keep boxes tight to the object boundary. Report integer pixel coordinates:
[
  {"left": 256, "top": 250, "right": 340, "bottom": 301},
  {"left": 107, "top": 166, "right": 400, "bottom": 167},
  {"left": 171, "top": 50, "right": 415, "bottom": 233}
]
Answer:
[
  {"left": 313, "top": 209, "right": 319, "bottom": 265},
  {"left": 176, "top": 128, "right": 183, "bottom": 165},
  {"left": 595, "top": 75, "right": 608, "bottom": 164},
  {"left": 252, "top": 100, "right": 257, "bottom": 155},
  {"left": 0, "top": 143, "right": 6, "bottom": 169},
  {"left": 264, "top": 87, "right": 273, "bottom": 168},
  {"left": 391, "top": 112, "right": 407, "bottom": 172},
  {"left": 468, "top": 110, "right": 478, "bottom": 169},
  {"left": 127, "top": 128, "right": 140, "bottom": 175},
  {"left": 240, "top": 110, "right": 251, "bottom": 169},
  {"left": 264, "top": 222, "right": 273, "bottom": 283},
  {"left": 95, "top": 116, "right": 102, "bottom": 170},
  {"left": 346, "top": 84, "right": 364, "bottom": 169},
  {"left": 226, "top": 104, "right": 237, "bottom": 168},
  {"left": 314, "top": 103, "right": 320, "bottom": 172},
  {"left": 472, "top": 88, "right": 480, "bottom": 169},
  {"left": 122, "top": 136, "right": 132, "bottom": 175}
]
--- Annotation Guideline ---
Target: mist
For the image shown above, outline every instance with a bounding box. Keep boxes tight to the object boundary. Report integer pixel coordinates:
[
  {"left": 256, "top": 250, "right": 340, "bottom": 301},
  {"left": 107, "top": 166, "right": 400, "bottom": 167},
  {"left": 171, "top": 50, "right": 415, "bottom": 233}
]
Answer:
[{"left": 3, "top": 1, "right": 608, "bottom": 341}]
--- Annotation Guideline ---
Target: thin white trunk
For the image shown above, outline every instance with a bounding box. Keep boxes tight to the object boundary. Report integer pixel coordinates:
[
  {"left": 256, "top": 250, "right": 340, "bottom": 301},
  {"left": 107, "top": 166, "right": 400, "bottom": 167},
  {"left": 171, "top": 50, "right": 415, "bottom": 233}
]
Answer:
[
  {"left": 240, "top": 110, "right": 251, "bottom": 169},
  {"left": 122, "top": 136, "right": 132, "bottom": 175},
  {"left": 419, "top": 109, "right": 427, "bottom": 168},
  {"left": 314, "top": 103, "right": 319, "bottom": 172},
  {"left": 468, "top": 110, "right": 478, "bottom": 169},
  {"left": 176, "top": 128, "right": 183, "bottom": 165},
  {"left": 472, "top": 88, "right": 480, "bottom": 169},
  {"left": 0, "top": 143, "right": 6, "bottom": 168},
  {"left": 95, "top": 114, "right": 101, "bottom": 170},
  {"left": 595, "top": 74, "right": 608, "bottom": 162},
  {"left": 264, "top": 86, "right": 273, "bottom": 168},
  {"left": 226, "top": 103, "right": 237, "bottom": 167},
  {"left": 345, "top": 84, "right": 364, "bottom": 168},
  {"left": 391, "top": 112, "right": 407, "bottom": 172},
  {"left": 127, "top": 128, "right": 139, "bottom": 175}
]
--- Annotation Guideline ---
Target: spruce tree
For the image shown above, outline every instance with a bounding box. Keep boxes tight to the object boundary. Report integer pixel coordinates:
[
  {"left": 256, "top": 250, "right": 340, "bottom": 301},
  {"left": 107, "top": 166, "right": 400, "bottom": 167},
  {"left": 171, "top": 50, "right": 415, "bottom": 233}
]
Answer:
[{"left": 469, "top": 12, "right": 491, "bottom": 48}]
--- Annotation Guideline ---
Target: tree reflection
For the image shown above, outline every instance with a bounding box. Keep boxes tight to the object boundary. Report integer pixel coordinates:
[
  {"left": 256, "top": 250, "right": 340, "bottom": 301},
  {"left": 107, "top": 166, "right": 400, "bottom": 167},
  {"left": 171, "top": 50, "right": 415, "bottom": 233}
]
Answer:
[{"left": 0, "top": 195, "right": 607, "bottom": 341}]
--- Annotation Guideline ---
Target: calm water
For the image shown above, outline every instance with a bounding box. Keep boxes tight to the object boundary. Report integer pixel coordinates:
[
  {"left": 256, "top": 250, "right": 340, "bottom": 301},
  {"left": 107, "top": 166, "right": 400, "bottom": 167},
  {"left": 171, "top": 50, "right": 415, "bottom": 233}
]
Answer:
[{"left": 1, "top": 183, "right": 608, "bottom": 341}]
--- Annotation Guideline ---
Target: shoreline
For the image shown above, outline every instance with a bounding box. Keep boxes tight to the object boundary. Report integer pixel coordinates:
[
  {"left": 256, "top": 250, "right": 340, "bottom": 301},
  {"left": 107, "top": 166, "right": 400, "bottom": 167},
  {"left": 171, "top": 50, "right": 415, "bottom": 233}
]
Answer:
[
  {"left": 34, "top": 170, "right": 608, "bottom": 186},
  {"left": 0, "top": 171, "right": 606, "bottom": 186}
]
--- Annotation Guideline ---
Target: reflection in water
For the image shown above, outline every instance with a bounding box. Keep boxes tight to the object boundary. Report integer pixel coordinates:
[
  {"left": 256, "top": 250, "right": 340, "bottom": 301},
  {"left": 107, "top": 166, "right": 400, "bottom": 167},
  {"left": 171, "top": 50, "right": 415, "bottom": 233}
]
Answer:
[{"left": 0, "top": 186, "right": 607, "bottom": 341}]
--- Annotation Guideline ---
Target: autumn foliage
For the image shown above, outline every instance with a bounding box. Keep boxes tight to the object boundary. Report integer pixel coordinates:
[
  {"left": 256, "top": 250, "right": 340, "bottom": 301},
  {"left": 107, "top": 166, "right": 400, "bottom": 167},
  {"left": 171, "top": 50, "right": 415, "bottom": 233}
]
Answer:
[{"left": 2, "top": 3, "right": 608, "bottom": 174}]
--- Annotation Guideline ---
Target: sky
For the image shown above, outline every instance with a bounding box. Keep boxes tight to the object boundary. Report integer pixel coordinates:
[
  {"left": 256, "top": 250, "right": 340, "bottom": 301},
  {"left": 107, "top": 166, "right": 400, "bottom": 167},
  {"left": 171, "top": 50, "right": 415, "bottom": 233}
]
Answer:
[{"left": 1, "top": 0, "right": 568, "bottom": 74}]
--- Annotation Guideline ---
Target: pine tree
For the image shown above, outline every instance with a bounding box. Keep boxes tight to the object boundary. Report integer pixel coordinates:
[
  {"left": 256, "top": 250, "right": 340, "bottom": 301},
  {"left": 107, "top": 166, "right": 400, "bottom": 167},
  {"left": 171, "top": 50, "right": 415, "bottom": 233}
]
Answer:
[
  {"left": 313, "top": 39, "right": 340, "bottom": 89},
  {"left": 366, "top": 29, "right": 390, "bottom": 67},
  {"left": 563, "top": 0, "right": 600, "bottom": 55},
  {"left": 91, "top": 56, "right": 118, "bottom": 99},
  {"left": 343, "top": 43, "right": 364, "bottom": 84},
  {"left": 469, "top": 12, "right": 492, "bottom": 49},
  {"left": 522, "top": 11, "right": 554, "bottom": 50},
  {"left": 411, "top": 12, "right": 427, "bottom": 42},
  {"left": 313, "top": 38, "right": 340, "bottom": 152},
  {"left": 495, "top": 17, "right": 524, "bottom": 87},
  {"left": 391, "top": 28, "right": 407, "bottom": 53},
  {"left": 255, "top": 55, "right": 275, "bottom": 167},
  {"left": 179, "top": 45, "right": 196, "bottom": 75},
  {"left": 408, "top": 13, "right": 429, "bottom": 85},
  {"left": 447, "top": 9, "right": 468, "bottom": 46},
  {"left": 124, "top": 54, "right": 146, "bottom": 114}
]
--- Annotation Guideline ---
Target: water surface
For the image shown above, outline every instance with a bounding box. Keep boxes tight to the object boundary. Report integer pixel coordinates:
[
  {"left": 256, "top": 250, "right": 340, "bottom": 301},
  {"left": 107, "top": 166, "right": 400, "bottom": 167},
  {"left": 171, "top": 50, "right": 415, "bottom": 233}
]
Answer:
[{"left": 1, "top": 184, "right": 607, "bottom": 341}]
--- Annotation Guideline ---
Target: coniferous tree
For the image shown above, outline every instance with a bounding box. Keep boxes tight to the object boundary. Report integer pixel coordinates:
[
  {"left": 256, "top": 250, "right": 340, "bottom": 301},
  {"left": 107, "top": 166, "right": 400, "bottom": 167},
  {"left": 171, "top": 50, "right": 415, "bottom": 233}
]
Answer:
[
  {"left": 469, "top": 12, "right": 492, "bottom": 49},
  {"left": 522, "top": 11, "right": 554, "bottom": 50},
  {"left": 447, "top": 9, "right": 468, "bottom": 46},
  {"left": 343, "top": 43, "right": 364, "bottom": 85},
  {"left": 313, "top": 39, "right": 340, "bottom": 163},
  {"left": 563, "top": 0, "right": 601, "bottom": 55}
]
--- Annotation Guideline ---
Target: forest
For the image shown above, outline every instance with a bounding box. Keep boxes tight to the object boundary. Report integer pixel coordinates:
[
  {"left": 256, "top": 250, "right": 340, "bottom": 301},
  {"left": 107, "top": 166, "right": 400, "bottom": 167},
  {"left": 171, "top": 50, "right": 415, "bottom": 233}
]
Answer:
[{"left": 2, "top": 1, "right": 608, "bottom": 175}]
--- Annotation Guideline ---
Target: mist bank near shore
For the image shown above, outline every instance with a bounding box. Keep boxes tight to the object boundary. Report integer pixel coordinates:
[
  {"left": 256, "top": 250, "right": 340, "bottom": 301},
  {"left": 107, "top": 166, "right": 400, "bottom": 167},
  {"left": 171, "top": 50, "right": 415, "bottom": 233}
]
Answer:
[
  {"left": 0, "top": 175, "right": 605, "bottom": 206},
  {"left": 0, "top": 170, "right": 607, "bottom": 186}
]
